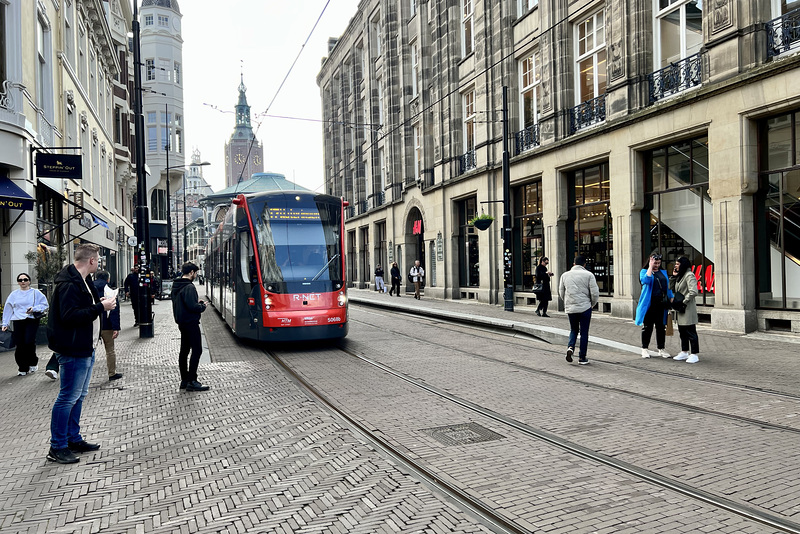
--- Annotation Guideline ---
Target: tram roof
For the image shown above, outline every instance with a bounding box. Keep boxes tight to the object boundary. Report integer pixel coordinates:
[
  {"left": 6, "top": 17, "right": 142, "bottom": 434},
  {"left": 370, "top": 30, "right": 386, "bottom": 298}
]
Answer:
[{"left": 203, "top": 172, "right": 310, "bottom": 202}]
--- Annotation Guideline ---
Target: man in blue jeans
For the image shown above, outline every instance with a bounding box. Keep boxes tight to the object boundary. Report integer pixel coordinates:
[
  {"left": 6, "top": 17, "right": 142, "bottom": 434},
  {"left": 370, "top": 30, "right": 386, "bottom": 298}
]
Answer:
[
  {"left": 46, "top": 244, "right": 117, "bottom": 464},
  {"left": 558, "top": 255, "right": 600, "bottom": 365}
]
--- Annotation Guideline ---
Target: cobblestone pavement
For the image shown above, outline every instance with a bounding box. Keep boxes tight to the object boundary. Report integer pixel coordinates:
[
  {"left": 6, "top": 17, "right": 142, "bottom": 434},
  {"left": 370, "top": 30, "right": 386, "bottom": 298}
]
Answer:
[
  {"left": 348, "top": 289, "right": 800, "bottom": 395},
  {"left": 0, "top": 299, "right": 495, "bottom": 533}
]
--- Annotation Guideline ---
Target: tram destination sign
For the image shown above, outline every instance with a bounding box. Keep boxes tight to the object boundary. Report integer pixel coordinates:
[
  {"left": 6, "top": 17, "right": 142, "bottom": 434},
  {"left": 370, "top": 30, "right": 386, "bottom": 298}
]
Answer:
[
  {"left": 268, "top": 207, "right": 321, "bottom": 221},
  {"left": 36, "top": 153, "right": 82, "bottom": 180}
]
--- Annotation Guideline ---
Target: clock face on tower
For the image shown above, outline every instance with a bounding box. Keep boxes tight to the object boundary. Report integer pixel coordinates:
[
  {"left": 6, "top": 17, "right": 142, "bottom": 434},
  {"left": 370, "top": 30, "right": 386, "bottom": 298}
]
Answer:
[{"left": 234, "top": 153, "right": 245, "bottom": 165}]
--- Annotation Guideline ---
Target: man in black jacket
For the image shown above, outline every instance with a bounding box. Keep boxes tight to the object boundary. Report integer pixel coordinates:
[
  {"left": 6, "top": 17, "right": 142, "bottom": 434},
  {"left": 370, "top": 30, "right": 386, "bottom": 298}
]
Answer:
[
  {"left": 171, "top": 262, "right": 208, "bottom": 392},
  {"left": 47, "top": 243, "right": 117, "bottom": 464},
  {"left": 123, "top": 266, "right": 140, "bottom": 326}
]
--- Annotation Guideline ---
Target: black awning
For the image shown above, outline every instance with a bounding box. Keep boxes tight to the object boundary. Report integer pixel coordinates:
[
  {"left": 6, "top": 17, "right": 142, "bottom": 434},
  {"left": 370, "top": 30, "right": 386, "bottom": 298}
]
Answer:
[{"left": 0, "top": 176, "right": 35, "bottom": 211}]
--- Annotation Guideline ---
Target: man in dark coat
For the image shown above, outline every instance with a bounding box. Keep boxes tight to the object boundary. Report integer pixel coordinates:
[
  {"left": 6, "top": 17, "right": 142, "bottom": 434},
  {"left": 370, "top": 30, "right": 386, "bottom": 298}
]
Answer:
[
  {"left": 123, "top": 266, "right": 140, "bottom": 326},
  {"left": 93, "top": 271, "right": 122, "bottom": 380},
  {"left": 47, "top": 243, "right": 117, "bottom": 464},
  {"left": 171, "top": 262, "right": 208, "bottom": 392}
]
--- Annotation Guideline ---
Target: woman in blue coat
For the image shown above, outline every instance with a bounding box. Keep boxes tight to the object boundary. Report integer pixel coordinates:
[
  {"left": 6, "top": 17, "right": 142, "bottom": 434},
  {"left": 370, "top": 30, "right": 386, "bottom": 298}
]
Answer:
[{"left": 635, "top": 252, "right": 673, "bottom": 358}]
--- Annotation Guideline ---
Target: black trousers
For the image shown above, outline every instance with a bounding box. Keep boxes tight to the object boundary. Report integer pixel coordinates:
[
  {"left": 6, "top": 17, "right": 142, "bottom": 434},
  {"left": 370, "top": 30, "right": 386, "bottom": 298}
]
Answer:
[
  {"left": 536, "top": 299, "right": 549, "bottom": 314},
  {"left": 678, "top": 324, "right": 700, "bottom": 354},
  {"left": 389, "top": 278, "right": 401, "bottom": 296},
  {"left": 130, "top": 295, "right": 140, "bottom": 324},
  {"left": 178, "top": 322, "right": 203, "bottom": 382},
  {"left": 641, "top": 303, "right": 667, "bottom": 350},
  {"left": 12, "top": 318, "right": 39, "bottom": 372}
]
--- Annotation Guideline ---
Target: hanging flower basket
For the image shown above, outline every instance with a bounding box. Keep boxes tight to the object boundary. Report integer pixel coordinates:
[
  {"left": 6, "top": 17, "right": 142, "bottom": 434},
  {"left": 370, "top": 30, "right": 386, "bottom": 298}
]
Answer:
[{"left": 469, "top": 214, "right": 495, "bottom": 231}]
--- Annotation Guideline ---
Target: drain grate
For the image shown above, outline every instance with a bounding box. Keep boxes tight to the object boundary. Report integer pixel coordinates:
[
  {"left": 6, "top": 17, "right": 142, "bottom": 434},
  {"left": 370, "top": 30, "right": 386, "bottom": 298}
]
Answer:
[{"left": 421, "top": 422, "right": 504, "bottom": 446}]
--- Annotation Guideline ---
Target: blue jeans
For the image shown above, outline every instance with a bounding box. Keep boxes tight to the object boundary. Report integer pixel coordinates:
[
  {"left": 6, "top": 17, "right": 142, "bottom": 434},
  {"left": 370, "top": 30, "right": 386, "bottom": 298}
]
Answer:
[
  {"left": 50, "top": 352, "right": 95, "bottom": 449},
  {"left": 567, "top": 308, "right": 593, "bottom": 358}
]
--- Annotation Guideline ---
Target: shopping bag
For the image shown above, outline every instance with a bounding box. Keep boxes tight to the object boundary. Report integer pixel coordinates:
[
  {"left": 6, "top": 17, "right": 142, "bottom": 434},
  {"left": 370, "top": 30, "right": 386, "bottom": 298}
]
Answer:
[
  {"left": 0, "top": 330, "right": 15, "bottom": 351},
  {"left": 665, "top": 313, "right": 674, "bottom": 336}
]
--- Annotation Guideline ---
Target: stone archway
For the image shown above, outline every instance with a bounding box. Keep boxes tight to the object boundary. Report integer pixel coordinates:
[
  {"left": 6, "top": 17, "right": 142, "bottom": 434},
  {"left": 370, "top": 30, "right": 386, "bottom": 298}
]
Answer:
[{"left": 405, "top": 206, "right": 425, "bottom": 291}]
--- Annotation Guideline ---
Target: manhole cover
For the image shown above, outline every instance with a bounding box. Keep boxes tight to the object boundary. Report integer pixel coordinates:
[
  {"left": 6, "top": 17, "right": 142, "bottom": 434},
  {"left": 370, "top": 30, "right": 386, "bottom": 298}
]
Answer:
[{"left": 421, "top": 422, "right": 504, "bottom": 446}]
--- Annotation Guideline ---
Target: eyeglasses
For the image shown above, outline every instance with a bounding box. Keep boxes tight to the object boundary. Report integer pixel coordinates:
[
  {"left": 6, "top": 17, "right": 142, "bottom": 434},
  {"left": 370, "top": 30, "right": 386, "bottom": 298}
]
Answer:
[
  {"left": 17, "top": 279, "right": 30, "bottom": 283},
  {"left": 651, "top": 255, "right": 663, "bottom": 261}
]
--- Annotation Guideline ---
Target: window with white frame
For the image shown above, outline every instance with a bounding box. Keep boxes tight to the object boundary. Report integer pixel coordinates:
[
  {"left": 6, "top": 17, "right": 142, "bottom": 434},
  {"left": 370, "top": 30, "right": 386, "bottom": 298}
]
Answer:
[
  {"left": 575, "top": 10, "right": 607, "bottom": 104},
  {"left": 98, "top": 70, "right": 104, "bottom": 118},
  {"left": 411, "top": 43, "right": 420, "bottom": 97},
  {"left": 176, "top": 129, "right": 183, "bottom": 154},
  {"left": 519, "top": 50, "right": 540, "bottom": 130},
  {"left": 92, "top": 136, "right": 99, "bottom": 195},
  {"left": 654, "top": 0, "right": 703, "bottom": 69},
  {"left": 0, "top": 3, "right": 6, "bottom": 86},
  {"left": 36, "top": 11, "right": 53, "bottom": 117},
  {"left": 410, "top": 0, "right": 417, "bottom": 17},
  {"left": 78, "top": 25, "right": 87, "bottom": 87},
  {"left": 158, "top": 14, "right": 169, "bottom": 27},
  {"left": 463, "top": 90, "right": 475, "bottom": 152},
  {"left": 144, "top": 14, "right": 153, "bottom": 26},
  {"left": 151, "top": 189, "right": 167, "bottom": 220},
  {"left": 145, "top": 58, "right": 155, "bottom": 81},
  {"left": 377, "top": 78, "right": 384, "bottom": 126},
  {"left": 371, "top": 14, "right": 382, "bottom": 56},
  {"left": 147, "top": 111, "right": 156, "bottom": 124},
  {"left": 66, "top": 105, "right": 76, "bottom": 146},
  {"left": 161, "top": 126, "right": 168, "bottom": 151},
  {"left": 462, "top": 0, "right": 474, "bottom": 57},
  {"left": 159, "top": 58, "right": 171, "bottom": 81},
  {"left": 518, "top": 0, "right": 538, "bottom": 16},
  {"left": 379, "top": 148, "right": 386, "bottom": 192},
  {"left": 174, "top": 61, "right": 181, "bottom": 84},
  {"left": 414, "top": 124, "right": 422, "bottom": 178},
  {"left": 147, "top": 125, "right": 157, "bottom": 151},
  {"left": 64, "top": 3, "right": 74, "bottom": 66},
  {"left": 89, "top": 49, "right": 97, "bottom": 105}
]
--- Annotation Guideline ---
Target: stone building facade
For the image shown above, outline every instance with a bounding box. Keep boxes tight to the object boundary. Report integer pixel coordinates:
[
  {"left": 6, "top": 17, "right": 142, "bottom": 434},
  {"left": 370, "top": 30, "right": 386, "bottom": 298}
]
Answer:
[{"left": 318, "top": 0, "right": 800, "bottom": 333}]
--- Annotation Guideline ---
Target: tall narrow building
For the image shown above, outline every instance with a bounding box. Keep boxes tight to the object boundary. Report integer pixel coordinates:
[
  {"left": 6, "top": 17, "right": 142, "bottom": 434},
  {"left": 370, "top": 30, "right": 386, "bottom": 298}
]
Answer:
[{"left": 224, "top": 76, "right": 264, "bottom": 187}]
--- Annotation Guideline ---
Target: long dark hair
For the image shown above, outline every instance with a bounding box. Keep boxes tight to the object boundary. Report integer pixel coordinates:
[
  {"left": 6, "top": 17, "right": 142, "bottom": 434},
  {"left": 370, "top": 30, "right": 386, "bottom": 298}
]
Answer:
[{"left": 675, "top": 256, "right": 691, "bottom": 278}]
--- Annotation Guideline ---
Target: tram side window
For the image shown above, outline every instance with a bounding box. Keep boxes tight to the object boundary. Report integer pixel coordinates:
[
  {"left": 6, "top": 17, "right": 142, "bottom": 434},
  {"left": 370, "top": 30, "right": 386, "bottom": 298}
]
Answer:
[{"left": 239, "top": 231, "right": 257, "bottom": 284}]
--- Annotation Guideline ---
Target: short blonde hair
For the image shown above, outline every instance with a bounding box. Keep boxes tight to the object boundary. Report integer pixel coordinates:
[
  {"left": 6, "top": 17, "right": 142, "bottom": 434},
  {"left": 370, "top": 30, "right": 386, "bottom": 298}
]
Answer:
[{"left": 74, "top": 243, "right": 100, "bottom": 263}]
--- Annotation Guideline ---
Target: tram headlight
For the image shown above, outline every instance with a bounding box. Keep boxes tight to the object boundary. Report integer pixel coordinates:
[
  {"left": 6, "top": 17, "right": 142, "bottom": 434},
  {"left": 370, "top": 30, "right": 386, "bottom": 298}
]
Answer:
[
  {"left": 264, "top": 296, "right": 273, "bottom": 310},
  {"left": 337, "top": 292, "right": 346, "bottom": 307}
]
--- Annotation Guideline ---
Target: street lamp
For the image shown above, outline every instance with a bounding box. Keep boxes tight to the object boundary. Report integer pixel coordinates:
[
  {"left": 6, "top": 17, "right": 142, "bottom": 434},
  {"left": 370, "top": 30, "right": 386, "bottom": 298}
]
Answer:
[{"left": 163, "top": 161, "right": 210, "bottom": 266}]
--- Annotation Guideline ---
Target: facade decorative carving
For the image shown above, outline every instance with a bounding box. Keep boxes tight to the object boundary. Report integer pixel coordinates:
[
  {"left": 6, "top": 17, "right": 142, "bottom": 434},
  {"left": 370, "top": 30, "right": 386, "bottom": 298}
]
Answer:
[
  {"left": 65, "top": 90, "right": 76, "bottom": 112},
  {"left": 609, "top": 1, "right": 625, "bottom": 81},
  {"left": 541, "top": 34, "right": 552, "bottom": 112},
  {"left": 80, "top": 110, "right": 89, "bottom": 130},
  {"left": 91, "top": 127, "right": 98, "bottom": 144},
  {"left": 712, "top": 0, "right": 732, "bottom": 33},
  {"left": 101, "top": 142, "right": 107, "bottom": 156}
]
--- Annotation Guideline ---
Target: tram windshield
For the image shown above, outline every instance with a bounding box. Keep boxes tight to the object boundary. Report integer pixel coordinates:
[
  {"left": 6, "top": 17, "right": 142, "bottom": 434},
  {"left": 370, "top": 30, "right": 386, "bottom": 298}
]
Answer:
[{"left": 250, "top": 195, "right": 342, "bottom": 287}]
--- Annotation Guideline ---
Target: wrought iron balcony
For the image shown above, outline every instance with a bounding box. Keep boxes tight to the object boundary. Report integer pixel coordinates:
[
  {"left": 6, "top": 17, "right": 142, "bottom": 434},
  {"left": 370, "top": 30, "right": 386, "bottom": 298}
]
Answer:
[
  {"left": 767, "top": 7, "right": 800, "bottom": 58},
  {"left": 346, "top": 205, "right": 355, "bottom": 219},
  {"left": 569, "top": 94, "right": 606, "bottom": 134},
  {"left": 0, "top": 80, "right": 16, "bottom": 113},
  {"left": 373, "top": 190, "right": 385, "bottom": 208},
  {"left": 421, "top": 169, "right": 435, "bottom": 189},
  {"left": 648, "top": 53, "right": 703, "bottom": 104},
  {"left": 515, "top": 123, "right": 540, "bottom": 155},
  {"left": 459, "top": 149, "right": 476, "bottom": 175},
  {"left": 391, "top": 182, "right": 402, "bottom": 202},
  {"left": 357, "top": 200, "right": 368, "bottom": 215}
]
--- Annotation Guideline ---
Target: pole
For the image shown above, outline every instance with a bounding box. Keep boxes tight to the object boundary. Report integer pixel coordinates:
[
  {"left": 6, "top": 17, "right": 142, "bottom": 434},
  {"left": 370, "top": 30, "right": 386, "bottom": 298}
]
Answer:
[
  {"left": 165, "top": 103, "right": 173, "bottom": 277},
  {"left": 502, "top": 86, "right": 514, "bottom": 312},
  {"left": 183, "top": 172, "right": 188, "bottom": 263},
  {"left": 132, "top": 1, "right": 154, "bottom": 337}
]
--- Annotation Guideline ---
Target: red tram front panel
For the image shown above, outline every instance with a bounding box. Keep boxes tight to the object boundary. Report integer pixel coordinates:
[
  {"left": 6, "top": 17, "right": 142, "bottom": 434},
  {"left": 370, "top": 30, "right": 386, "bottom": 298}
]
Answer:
[{"left": 260, "top": 291, "right": 347, "bottom": 329}]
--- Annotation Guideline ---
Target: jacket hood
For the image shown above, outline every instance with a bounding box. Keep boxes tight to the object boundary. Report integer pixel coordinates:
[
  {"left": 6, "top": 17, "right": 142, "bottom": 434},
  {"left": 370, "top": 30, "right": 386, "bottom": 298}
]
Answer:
[
  {"left": 171, "top": 277, "right": 194, "bottom": 293},
  {"left": 55, "top": 264, "right": 86, "bottom": 284}
]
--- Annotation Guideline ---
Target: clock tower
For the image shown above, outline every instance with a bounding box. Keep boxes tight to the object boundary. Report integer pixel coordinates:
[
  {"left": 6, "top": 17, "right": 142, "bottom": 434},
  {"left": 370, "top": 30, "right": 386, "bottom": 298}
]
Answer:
[{"left": 224, "top": 75, "right": 264, "bottom": 187}]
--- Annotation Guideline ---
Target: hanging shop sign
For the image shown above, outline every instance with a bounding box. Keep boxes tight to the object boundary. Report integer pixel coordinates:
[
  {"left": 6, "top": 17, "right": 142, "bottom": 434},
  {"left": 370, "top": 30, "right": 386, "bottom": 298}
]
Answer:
[
  {"left": 157, "top": 238, "right": 168, "bottom": 255},
  {"left": 35, "top": 153, "right": 82, "bottom": 180}
]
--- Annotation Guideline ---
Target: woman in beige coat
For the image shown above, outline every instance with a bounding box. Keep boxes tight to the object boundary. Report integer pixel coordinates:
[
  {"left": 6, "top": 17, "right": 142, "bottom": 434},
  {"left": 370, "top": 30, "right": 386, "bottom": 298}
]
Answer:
[{"left": 670, "top": 257, "right": 700, "bottom": 364}]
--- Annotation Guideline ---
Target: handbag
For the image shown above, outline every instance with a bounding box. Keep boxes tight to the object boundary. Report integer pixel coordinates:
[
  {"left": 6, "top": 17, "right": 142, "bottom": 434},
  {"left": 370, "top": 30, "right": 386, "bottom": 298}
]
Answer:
[
  {"left": 665, "top": 312, "right": 674, "bottom": 336},
  {"left": 31, "top": 310, "right": 47, "bottom": 320},
  {"left": 671, "top": 291, "right": 686, "bottom": 313},
  {"left": 532, "top": 282, "right": 544, "bottom": 293},
  {"left": 0, "top": 330, "right": 15, "bottom": 351}
]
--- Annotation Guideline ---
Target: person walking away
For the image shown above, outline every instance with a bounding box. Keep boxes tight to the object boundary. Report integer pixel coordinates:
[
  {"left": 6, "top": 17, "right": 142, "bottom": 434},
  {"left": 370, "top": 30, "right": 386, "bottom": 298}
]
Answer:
[
  {"left": 534, "top": 257, "right": 553, "bottom": 317},
  {"left": 374, "top": 265, "right": 386, "bottom": 293},
  {"left": 635, "top": 252, "right": 674, "bottom": 359},
  {"left": 93, "top": 271, "right": 122, "bottom": 380},
  {"left": 389, "top": 262, "right": 402, "bottom": 296},
  {"left": 124, "top": 266, "right": 140, "bottom": 327},
  {"left": 47, "top": 243, "right": 117, "bottom": 464},
  {"left": 2, "top": 272, "right": 48, "bottom": 376},
  {"left": 171, "top": 262, "right": 209, "bottom": 392},
  {"left": 558, "top": 256, "right": 599, "bottom": 365},
  {"left": 410, "top": 260, "right": 425, "bottom": 300},
  {"left": 671, "top": 256, "right": 700, "bottom": 364}
]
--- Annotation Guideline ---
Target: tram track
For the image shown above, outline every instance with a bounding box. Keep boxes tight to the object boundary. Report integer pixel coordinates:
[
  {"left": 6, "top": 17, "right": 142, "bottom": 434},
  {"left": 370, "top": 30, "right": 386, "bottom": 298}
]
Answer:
[{"left": 270, "top": 343, "right": 800, "bottom": 534}]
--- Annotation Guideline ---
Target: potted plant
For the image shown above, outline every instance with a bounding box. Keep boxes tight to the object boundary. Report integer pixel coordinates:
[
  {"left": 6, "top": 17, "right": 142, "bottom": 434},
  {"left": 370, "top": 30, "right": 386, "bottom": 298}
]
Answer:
[{"left": 469, "top": 213, "right": 495, "bottom": 231}]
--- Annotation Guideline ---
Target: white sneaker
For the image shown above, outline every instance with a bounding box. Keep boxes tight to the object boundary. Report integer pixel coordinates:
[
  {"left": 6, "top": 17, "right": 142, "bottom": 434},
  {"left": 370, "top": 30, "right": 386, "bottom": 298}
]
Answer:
[
  {"left": 641, "top": 348, "right": 651, "bottom": 358},
  {"left": 17, "top": 371, "right": 27, "bottom": 376},
  {"left": 28, "top": 365, "right": 38, "bottom": 373},
  {"left": 658, "top": 349, "right": 670, "bottom": 359},
  {"left": 686, "top": 354, "right": 699, "bottom": 364},
  {"left": 673, "top": 352, "right": 689, "bottom": 361},
  {"left": 45, "top": 369, "right": 58, "bottom": 380}
]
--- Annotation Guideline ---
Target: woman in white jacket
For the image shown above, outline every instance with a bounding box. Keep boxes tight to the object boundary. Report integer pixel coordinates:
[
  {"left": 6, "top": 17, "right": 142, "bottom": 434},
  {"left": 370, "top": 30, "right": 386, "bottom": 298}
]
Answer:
[{"left": 2, "top": 273, "right": 48, "bottom": 376}]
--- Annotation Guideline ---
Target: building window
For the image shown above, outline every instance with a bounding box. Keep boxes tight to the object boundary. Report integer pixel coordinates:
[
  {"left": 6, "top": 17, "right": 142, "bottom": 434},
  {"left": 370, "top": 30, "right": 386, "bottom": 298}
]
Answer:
[
  {"left": 414, "top": 124, "right": 422, "bottom": 179},
  {"left": 64, "top": 4, "right": 74, "bottom": 67},
  {"left": 756, "top": 111, "right": 800, "bottom": 310},
  {"left": 159, "top": 58, "right": 171, "bottom": 81},
  {"left": 463, "top": 90, "right": 475, "bottom": 152},
  {"left": 575, "top": 10, "right": 607, "bottom": 104},
  {"left": 457, "top": 197, "right": 479, "bottom": 287},
  {"left": 371, "top": 14, "right": 382, "bottom": 56},
  {"left": 462, "top": 0, "right": 474, "bottom": 57},
  {"left": 89, "top": 49, "right": 97, "bottom": 105},
  {"left": 162, "top": 126, "right": 169, "bottom": 151},
  {"left": 151, "top": 189, "right": 167, "bottom": 221},
  {"left": 78, "top": 26, "right": 87, "bottom": 87},
  {"left": 411, "top": 43, "right": 419, "bottom": 98},
  {"left": 360, "top": 226, "right": 370, "bottom": 284},
  {"left": 410, "top": 0, "right": 417, "bottom": 17},
  {"left": 147, "top": 125, "right": 157, "bottom": 151},
  {"left": 377, "top": 78, "right": 384, "bottom": 126},
  {"left": 644, "top": 136, "right": 713, "bottom": 306},
  {"left": 519, "top": 50, "right": 540, "bottom": 130},
  {"left": 176, "top": 129, "right": 183, "bottom": 154},
  {"left": 174, "top": 61, "right": 181, "bottom": 84},
  {"left": 514, "top": 181, "right": 543, "bottom": 291},
  {"left": 158, "top": 14, "right": 169, "bottom": 27},
  {"left": 569, "top": 163, "right": 613, "bottom": 295},
  {"left": 147, "top": 111, "right": 156, "bottom": 124},
  {"left": 145, "top": 58, "right": 155, "bottom": 81},
  {"left": 518, "top": 0, "right": 538, "bottom": 17},
  {"left": 114, "top": 106, "right": 122, "bottom": 144},
  {"left": 36, "top": 13, "right": 52, "bottom": 111},
  {"left": 0, "top": 4, "right": 6, "bottom": 86},
  {"left": 655, "top": 0, "right": 703, "bottom": 69},
  {"left": 144, "top": 14, "right": 153, "bottom": 26}
]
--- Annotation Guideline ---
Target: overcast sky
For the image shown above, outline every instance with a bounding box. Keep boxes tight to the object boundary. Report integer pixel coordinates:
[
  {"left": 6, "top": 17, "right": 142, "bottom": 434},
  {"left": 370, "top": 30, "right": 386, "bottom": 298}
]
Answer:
[{"left": 179, "top": 0, "right": 360, "bottom": 193}]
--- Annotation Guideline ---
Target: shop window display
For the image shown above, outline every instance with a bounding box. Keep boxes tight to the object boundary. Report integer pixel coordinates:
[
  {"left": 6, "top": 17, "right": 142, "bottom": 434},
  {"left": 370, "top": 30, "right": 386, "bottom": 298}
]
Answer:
[
  {"left": 458, "top": 197, "right": 479, "bottom": 287},
  {"left": 514, "top": 181, "right": 543, "bottom": 291},
  {"left": 569, "top": 164, "right": 613, "bottom": 295}
]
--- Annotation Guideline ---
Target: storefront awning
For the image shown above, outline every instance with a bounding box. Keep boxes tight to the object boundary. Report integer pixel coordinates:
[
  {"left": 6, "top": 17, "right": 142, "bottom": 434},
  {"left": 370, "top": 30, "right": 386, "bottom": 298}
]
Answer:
[
  {"left": 92, "top": 214, "right": 109, "bottom": 229},
  {"left": 0, "top": 176, "right": 35, "bottom": 211}
]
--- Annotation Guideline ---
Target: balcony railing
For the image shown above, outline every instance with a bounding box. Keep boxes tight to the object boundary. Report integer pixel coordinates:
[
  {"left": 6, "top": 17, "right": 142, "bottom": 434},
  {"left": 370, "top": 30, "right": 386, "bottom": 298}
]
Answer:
[
  {"left": 37, "top": 110, "right": 55, "bottom": 147},
  {"left": 391, "top": 182, "right": 402, "bottom": 202},
  {"left": 648, "top": 52, "right": 703, "bottom": 104},
  {"left": 421, "top": 169, "right": 435, "bottom": 189},
  {"left": 0, "top": 80, "right": 16, "bottom": 113},
  {"left": 767, "top": 7, "right": 800, "bottom": 58},
  {"left": 569, "top": 94, "right": 606, "bottom": 134},
  {"left": 373, "top": 190, "right": 385, "bottom": 208},
  {"left": 357, "top": 200, "right": 368, "bottom": 215},
  {"left": 346, "top": 205, "right": 355, "bottom": 219},
  {"left": 514, "top": 123, "right": 540, "bottom": 155},
  {"left": 459, "top": 149, "right": 476, "bottom": 175}
]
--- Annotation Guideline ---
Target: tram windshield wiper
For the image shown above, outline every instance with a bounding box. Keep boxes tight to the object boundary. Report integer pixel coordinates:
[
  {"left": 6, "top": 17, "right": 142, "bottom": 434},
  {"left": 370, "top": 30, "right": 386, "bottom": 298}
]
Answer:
[{"left": 312, "top": 254, "right": 339, "bottom": 281}]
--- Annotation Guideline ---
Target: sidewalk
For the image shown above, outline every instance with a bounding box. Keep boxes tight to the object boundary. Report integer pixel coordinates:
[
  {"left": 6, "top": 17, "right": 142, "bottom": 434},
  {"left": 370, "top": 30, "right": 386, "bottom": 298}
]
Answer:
[{"left": 348, "top": 288, "right": 800, "bottom": 395}]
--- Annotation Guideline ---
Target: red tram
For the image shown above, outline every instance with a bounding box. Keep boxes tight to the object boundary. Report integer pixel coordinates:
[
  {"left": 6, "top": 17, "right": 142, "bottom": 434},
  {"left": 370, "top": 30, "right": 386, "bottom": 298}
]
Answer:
[{"left": 205, "top": 191, "right": 348, "bottom": 342}]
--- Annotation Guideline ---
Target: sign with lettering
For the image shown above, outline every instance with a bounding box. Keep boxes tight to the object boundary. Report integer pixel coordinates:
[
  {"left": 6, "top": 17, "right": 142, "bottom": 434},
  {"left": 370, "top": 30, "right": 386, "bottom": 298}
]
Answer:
[
  {"left": 436, "top": 232, "right": 443, "bottom": 262},
  {"left": 157, "top": 238, "right": 168, "bottom": 255},
  {"left": 35, "top": 153, "right": 82, "bottom": 179},
  {"left": 412, "top": 220, "right": 423, "bottom": 235}
]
